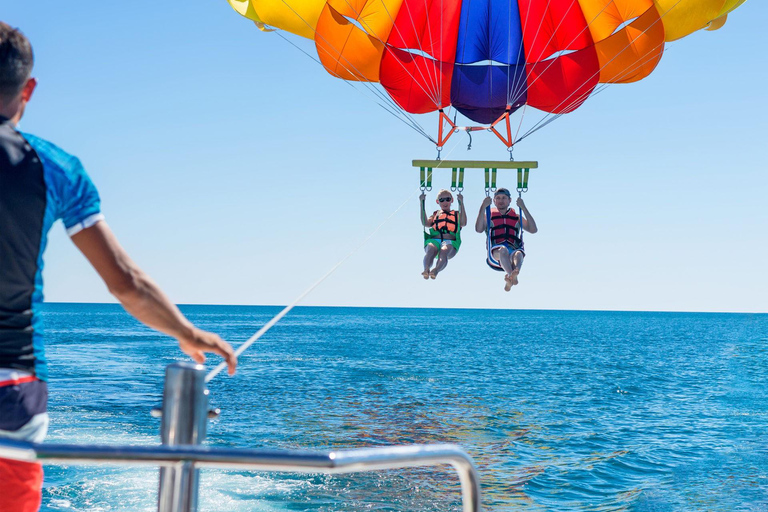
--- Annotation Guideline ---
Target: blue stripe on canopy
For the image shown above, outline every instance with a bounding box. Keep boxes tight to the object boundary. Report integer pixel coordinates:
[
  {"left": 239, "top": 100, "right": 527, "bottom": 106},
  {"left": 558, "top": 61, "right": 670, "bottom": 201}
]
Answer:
[{"left": 450, "top": 0, "right": 527, "bottom": 124}]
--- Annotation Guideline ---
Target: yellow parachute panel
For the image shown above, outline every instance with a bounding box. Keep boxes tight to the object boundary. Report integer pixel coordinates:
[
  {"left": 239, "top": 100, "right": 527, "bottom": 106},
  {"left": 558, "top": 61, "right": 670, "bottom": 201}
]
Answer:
[
  {"left": 653, "top": 0, "right": 727, "bottom": 41},
  {"left": 227, "top": 0, "right": 325, "bottom": 39},
  {"left": 717, "top": 0, "right": 748, "bottom": 17}
]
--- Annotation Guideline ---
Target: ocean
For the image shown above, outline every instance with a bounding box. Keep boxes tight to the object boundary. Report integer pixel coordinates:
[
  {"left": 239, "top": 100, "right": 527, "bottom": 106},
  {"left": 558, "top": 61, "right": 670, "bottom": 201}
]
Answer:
[{"left": 36, "top": 303, "right": 768, "bottom": 511}]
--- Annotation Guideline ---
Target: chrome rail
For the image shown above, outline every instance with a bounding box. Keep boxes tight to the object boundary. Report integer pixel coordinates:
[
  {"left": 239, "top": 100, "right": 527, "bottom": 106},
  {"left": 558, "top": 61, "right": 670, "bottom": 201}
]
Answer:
[
  {"left": 0, "top": 363, "right": 482, "bottom": 511},
  {"left": 0, "top": 440, "right": 481, "bottom": 511}
]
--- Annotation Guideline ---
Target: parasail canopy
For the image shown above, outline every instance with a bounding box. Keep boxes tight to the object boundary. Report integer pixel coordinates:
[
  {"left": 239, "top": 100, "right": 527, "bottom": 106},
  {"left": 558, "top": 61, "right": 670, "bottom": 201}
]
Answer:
[{"left": 227, "top": 0, "right": 748, "bottom": 136}]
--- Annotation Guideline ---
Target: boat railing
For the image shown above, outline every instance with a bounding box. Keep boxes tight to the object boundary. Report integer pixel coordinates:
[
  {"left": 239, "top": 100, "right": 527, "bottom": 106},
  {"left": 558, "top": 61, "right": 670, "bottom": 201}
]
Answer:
[{"left": 0, "top": 363, "right": 482, "bottom": 512}]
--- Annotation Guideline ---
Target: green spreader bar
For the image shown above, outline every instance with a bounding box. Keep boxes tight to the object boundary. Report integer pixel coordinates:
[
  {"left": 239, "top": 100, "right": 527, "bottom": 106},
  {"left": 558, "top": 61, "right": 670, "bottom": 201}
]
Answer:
[
  {"left": 412, "top": 160, "right": 538, "bottom": 169},
  {"left": 415, "top": 159, "right": 538, "bottom": 193}
]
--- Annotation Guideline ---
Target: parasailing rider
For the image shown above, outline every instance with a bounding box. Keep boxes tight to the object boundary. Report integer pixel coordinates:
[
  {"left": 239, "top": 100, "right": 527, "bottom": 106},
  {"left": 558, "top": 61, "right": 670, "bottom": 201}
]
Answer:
[
  {"left": 475, "top": 188, "right": 537, "bottom": 291},
  {"left": 420, "top": 189, "right": 467, "bottom": 279}
]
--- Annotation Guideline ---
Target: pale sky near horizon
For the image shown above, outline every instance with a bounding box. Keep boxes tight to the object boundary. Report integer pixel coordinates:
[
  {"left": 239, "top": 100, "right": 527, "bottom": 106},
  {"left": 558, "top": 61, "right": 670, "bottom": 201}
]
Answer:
[{"left": 4, "top": 1, "right": 767, "bottom": 313}]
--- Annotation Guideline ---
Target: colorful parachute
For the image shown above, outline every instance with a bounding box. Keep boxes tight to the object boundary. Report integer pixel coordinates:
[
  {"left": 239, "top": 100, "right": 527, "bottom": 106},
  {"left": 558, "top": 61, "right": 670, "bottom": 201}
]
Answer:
[{"left": 227, "top": 0, "right": 747, "bottom": 126}]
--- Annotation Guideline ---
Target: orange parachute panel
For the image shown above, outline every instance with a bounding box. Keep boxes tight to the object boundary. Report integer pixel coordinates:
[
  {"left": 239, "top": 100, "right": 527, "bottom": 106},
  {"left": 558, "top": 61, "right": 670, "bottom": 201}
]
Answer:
[
  {"left": 315, "top": 0, "right": 404, "bottom": 81},
  {"left": 595, "top": 6, "right": 665, "bottom": 83}
]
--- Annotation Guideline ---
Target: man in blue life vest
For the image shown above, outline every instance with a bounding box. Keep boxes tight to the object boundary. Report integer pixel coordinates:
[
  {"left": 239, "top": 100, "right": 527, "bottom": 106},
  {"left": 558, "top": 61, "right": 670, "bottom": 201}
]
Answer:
[
  {"left": 0, "top": 23, "right": 237, "bottom": 511},
  {"left": 475, "top": 188, "right": 538, "bottom": 291}
]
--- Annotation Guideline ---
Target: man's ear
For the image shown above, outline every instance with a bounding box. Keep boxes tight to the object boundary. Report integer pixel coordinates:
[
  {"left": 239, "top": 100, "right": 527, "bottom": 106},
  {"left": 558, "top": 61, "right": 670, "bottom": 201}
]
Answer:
[{"left": 20, "top": 78, "right": 37, "bottom": 102}]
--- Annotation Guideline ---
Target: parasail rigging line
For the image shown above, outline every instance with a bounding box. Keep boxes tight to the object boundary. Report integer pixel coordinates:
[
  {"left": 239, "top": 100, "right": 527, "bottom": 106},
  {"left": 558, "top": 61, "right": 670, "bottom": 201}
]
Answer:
[
  {"left": 335, "top": 0, "right": 442, "bottom": 109},
  {"left": 206, "top": 136, "right": 466, "bottom": 383},
  {"left": 274, "top": 32, "right": 434, "bottom": 142},
  {"left": 397, "top": 0, "right": 443, "bottom": 104},
  {"left": 272, "top": 0, "right": 438, "bottom": 140},
  {"left": 506, "top": 0, "right": 535, "bottom": 114},
  {"left": 333, "top": 0, "right": 442, "bottom": 103},
  {"left": 507, "top": 0, "right": 627, "bottom": 111},
  {"left": 516, "top": 24, "right": 679, "bottom": 144},
  {"left": 451, "top": 0, "right": 474, "bottom": 123},
  {"left": 513, "top": 1, "right": 685, "bottom": 144}
]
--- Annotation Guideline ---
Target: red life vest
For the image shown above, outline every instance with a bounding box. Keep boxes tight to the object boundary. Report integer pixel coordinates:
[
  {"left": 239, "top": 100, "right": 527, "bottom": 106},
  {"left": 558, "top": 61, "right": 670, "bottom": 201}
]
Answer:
[
  {"left": 431, "top": 210, "right": 459, "bottom": 235},
  {"left": 489, "top": 207, "right": 521, "bottom": 245}
]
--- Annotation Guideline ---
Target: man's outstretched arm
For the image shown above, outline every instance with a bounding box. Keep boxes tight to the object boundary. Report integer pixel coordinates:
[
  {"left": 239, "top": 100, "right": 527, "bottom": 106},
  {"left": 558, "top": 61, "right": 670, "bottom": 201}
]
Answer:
[{"left": 71, "top": 221, "right": 237, "bottom": 375}]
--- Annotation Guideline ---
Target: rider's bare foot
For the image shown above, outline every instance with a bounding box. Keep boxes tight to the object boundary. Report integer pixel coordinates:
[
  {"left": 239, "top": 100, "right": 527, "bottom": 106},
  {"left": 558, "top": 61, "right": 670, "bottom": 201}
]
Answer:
[
  {"left": 430, "top": 271, "right": 438, "bottom": 280},
  {"left": 509, "top": 269, "right": 520, "bottom": 286},
  {"left": 422, "top": 270, "right": 430, "bottom": 280},
  {"left": 504, "top": 274, "right": 513, "bottom": 292}
]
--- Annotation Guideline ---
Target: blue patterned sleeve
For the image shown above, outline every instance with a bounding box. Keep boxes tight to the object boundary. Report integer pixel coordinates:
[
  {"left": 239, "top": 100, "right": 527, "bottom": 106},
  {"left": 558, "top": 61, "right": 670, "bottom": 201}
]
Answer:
[
  {"left": 55, "top": 155, "right": 103, "bottom": 235},
  {"left": 23, "top": 133, "right": 104, "bottom": 236}
]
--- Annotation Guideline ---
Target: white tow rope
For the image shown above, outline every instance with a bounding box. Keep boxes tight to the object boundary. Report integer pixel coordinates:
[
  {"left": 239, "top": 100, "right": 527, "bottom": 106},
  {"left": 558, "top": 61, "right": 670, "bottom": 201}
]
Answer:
[
  {"left": 206, "top": 140, "right": 465, "bottom": 383},
  {"left": 205, "top": 192, "right": 416, "bottom": 383}
]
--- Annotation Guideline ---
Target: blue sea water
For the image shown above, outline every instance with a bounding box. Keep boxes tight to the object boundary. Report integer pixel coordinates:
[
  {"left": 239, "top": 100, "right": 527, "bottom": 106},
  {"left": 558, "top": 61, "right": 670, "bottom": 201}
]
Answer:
[{"left": 37, "top": 303, "right": 768, "bottom": 511}]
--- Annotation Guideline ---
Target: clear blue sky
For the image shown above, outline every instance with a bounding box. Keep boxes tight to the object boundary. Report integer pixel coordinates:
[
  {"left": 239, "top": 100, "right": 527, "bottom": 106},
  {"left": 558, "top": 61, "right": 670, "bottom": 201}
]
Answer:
[{"left": 4, "top": 1, "right": 767, "bottom": 312}]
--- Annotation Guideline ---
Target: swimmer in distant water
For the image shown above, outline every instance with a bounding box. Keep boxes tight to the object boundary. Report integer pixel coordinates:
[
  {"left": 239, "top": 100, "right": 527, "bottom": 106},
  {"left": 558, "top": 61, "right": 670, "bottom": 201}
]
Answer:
[
  {"left": 420, "top": 189, "right": 467, "bottom": 279},
  {"left": 0, "top": 23, "right": 237, "bottom": 512}
]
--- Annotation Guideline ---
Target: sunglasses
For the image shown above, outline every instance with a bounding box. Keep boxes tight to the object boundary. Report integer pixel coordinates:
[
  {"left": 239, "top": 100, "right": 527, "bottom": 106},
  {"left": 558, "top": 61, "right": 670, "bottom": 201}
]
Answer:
[{"left": 438, "top": 197, "right": 452, "bottom": 202}]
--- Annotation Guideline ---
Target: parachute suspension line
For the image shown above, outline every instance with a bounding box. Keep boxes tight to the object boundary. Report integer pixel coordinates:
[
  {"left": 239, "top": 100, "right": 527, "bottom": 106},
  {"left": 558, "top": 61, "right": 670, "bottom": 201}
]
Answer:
[
  {"left": 272, "top": 30, "right": 426, "bottom": 142},
  {"left": 507, "top": 0, "right": 556, "bottom": 105},
  {"left": 371, "top": 0, "right": 441, "bottom": 105},
  {"left": 452, "top": 0, "right": 477, "bottom": 121},
  {"left": 271, "top": 32, "right": 433, "bottom": 143},
  {"left": 335, "top": 0, "right": 442, "bottom": 108},
  {"left": 514, "top": 4, "right": 681, "bottom": 145},
  {"left": 512, "top": 105, "right": 528, "bottom": 150},
  {"left": 439, "top": 0, "right": 444, "bottom": 104},
  {"left": 509, "top": 0, "right": 672, "bottom": 119},
  {"left": 508, "top": 0, "right": 617, "bottom": 106},
  {"left": 506, "top": 0, "right": 534, "bottom": 114},
  {"left": 501, "top": 0, "right": 510, "bottom": 114},
  {"left": 516, "top": 51, "right": 658, "bottom": 144},
  {"left": 516, "top": 37, "right": 675, "bottom": 144},
  {"left": 442, "top": 0, "right": 590, "bottom": 150},
  {"left": 272, "top": 30, "right": 429, "bottom": 140},
  {"left": 270, "top": 1, "right": 436, "bottom": 143},
  {"left": 593, "top": 38, "right": 679, "bottom": 90}
]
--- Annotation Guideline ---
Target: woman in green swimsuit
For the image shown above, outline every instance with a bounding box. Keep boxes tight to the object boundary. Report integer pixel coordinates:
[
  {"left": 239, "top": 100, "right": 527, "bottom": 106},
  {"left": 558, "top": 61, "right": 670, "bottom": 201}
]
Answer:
[{"left": 419, "top": 189, "right": 467, "bottom": 279}]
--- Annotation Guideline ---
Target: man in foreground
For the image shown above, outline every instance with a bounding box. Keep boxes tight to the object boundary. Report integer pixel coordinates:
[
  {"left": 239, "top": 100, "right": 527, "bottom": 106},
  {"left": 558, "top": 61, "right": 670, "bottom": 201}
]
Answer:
[{"left": 0, "top": 22, "right": 237, "bottom": 511}]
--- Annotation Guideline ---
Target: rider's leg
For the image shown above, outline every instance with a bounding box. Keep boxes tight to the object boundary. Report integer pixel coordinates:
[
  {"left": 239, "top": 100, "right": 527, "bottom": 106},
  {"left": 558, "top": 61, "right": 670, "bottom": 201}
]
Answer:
[
  {"left": 423, "top": 243, "right": 438, "bottom": 278},
  {"left": 493, "top": 246, "right": 515, "bottom": 275},
  {"left": 432, "top": 244, "right": 457, "bottom": 276}
]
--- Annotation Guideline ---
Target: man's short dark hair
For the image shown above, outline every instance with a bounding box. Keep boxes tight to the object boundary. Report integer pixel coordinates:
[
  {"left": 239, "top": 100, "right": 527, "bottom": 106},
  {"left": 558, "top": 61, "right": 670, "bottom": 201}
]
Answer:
[{"left": 0, "top": 22, "right": 34, "bottom": 101}]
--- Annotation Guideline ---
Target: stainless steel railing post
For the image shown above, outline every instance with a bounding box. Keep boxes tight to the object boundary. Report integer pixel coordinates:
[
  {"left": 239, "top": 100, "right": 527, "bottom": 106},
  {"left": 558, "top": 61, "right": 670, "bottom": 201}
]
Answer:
[{"left": 157, "top": 362, "right": 209, "bottom": 512}]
